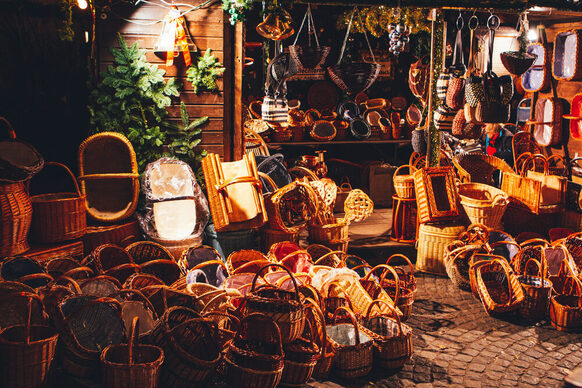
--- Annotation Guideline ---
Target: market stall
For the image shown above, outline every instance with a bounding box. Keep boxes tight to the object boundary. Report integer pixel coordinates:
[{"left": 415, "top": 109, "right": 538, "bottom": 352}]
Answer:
[{"left": 4, "top": 0, "right": 582, "bottom": 387}]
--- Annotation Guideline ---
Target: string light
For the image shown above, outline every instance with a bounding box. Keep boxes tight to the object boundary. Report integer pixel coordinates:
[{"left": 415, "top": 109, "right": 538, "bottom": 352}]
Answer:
[{"left": 78, "top": 0, "right": 88, "bottom": 9}]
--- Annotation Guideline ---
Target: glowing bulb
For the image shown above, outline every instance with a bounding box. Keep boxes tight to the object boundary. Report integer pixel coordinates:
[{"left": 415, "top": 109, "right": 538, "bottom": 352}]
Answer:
[
  {"left": 527, "top": 28, "right": 538, "bottom": 42},
  {"left": 77, "top": 0, "right": 88, "bottom": 9}
]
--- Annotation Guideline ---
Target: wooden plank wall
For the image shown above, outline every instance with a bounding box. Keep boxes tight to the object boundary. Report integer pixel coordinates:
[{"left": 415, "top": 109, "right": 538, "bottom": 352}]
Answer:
[{"left": 96, "top": 1, "right": 231, "bottom": 158}]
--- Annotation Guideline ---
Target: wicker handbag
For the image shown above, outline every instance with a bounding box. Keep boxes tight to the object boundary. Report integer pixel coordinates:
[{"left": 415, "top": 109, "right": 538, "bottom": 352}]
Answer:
[
  {"left": 150, "top": 306, "right": 220, "bottom": 387},
  {"left": 408, "top": 56, "right": 430, "bottom": 104},
  {"left": 244, "top": 264, "right": 306, "bottom": 344},
  {"left": 522, "top": 154, "right": 566, "bottom": 212},
  {"left": 0, "top": 292, "right": 58, "bottom": 388},
  {"left": 413, "top": 166, "right": 460, "bottom": 223},
  {"left": 531, "top": 97, "right": 565, "bottom": 147},
  {"left": 361, "top": 299, "right": 413, "bottom": 369},
  {"left": 289, "top": 4, "right": 330, "bottom": 70},
  {"left": 549, "top": 277, "right": 582, "bottom": 332},
  {"left": 327, "top": 307, "right": 373, "bottom": 379},
  {"left": 327, "top": 7, "right": 380, "bottom": 95},
  {"left": 202, "top": 153, "right": 267, "bottom": 232},
  {"left": 224, "top": 313, "right": 284, "bottom": 388},
  {"left": 78, "top": 132, "right": 139, "bottom": 223},
  {"left": 553, "top": 29, "right": 582, "bottom": 81},
  {"left": 476, "top": 258, "right": 525, "bottom": 316},
  {"left": 101, "top": 317, "right": 164, "bottom": 388},
  {"left": 29, "top": 162, "right": 86, "bottom": 243},
  {"left": 521, "top": 43, "right": 552, "bottom": 92}
]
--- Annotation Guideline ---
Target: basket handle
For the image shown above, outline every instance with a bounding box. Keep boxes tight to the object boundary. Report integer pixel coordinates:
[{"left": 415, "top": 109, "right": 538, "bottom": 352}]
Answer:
[
  {"left": 386, "top": 254, "right": 415, "bottom": 278},
  {"left": 110, "top": 289, "right": 159, "bottom": 320},
  {"left": 32, "top": 161, "right": 82, "bottom": 196},
  {"left": 523, "top": 258, "right": 542, "bottom": 277},
  {"left": 1, "top": 292, "right": 45, "bottom": 345},
  {"left": 128, "top": 316, "right": 140, "bottom": 365},
  {"left": 50, "top": 275, "right": 82, "bottom": 294},
  {"left": 314, "top": 251, "right": 346, "bottom": 267},
  {"left": 78, "top": 173, "right": 140, "bottom": 180},
  {"left": 202, "top": 311, "right": 241, "bottom": 333},
  {"left": 62, "top": 266, "right": 95, "bottom": 280},
  {"left": 216, "top": 176, "right": 262, "bottom": 193},
  {"left": 191, "top": 259, "right": 229, "bottom": 275},
  {"left": 0, "top": 117, "right": 16, "bottom": 139},
  {"left": 563, "top": 276, "right": 582, "bottom": 300},
  {"left": 332, "top": 306, "right": 360, "bottom": 346},
  {"left": 519, "top": 238, "right": 549, "bottom": 248},
  {"left": 305, "top": 298, "right": 328, "bottom": 357},
  {"left": 364, "top": 298, "right": 402, "bottom": 337},
  {"left": 339, "top": 176, "right": 352, "bottom": 191},
  {"left": 393, "top": 164, "right": 415, "bottom": 177},
  {"left": 250, "top": 263, "right": 300, "bottom": 303},
  {"left": 201, "top": 290, "right": 229, "bottom": 314},
  {"left": 258, "top": 171, "right": 278, "bottom": 193},
  {"left": 326, "top": 282, "right": 355, "bottom": 312},
  {"left": 377, "top": 265, "right": 401, "bottom": 306},
  {"left": 280, "top": 249, "right": 312, "bottom": 265},
  {"left": 351, "top": 264, "right": 372, "bottom": 276},
  {"left": 515, "top": 152, "right": 533, "bottom": 175},
  {"left": 494, "top": 258, "right": 516, "bottom": 308}
]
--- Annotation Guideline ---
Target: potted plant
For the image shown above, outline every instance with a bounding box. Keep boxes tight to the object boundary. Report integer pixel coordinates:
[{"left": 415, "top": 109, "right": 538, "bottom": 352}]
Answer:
[{"left": 500, "top": 17, "right": 537, "bottom": 76}]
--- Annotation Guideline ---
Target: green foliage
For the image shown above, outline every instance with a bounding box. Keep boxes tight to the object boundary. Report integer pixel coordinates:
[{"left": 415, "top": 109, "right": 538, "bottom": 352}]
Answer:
[
  {"left": 88, "top": 34, "right": 183, "bottom": 172},
  {"left": 58, "top": 0, "right": 76, "bottom": 41},
  {"left": 222, "top": 0, "right": 254, "bottom": 25},
  {"left": 518, "top": 28, "right": 528, "bottom": 58},
  {"left": 165, "top": 102, "right": 209, "bottom": 185},
  {"left": 186, "top": 49, "right": 225, "bottom": 94}
]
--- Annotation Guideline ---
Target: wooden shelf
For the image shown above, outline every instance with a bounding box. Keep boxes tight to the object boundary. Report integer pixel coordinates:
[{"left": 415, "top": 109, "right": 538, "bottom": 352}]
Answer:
[{"left": 267, "top": 140, "right": 411, "bottom": 146}]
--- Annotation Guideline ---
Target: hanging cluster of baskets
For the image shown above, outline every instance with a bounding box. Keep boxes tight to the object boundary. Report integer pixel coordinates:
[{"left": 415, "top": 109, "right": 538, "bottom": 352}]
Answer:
[{"left": 0, "top": 239, "right": 417, "bottom": 387}]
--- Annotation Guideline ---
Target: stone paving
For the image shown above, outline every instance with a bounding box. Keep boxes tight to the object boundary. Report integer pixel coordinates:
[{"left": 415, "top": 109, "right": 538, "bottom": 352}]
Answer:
[{"left": 311, "top": 272, "right": 582, "bottom": 387}]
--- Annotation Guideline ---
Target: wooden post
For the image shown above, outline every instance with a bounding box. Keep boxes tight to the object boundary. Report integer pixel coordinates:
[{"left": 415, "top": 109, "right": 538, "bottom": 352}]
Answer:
[{"left": 426, "top": 8, "right": 441, "bottom": 168}]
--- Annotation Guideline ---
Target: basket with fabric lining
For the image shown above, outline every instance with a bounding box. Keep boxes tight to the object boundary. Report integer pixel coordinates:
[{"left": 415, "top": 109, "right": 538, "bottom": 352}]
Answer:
[
  {"left": 517, "top": 258, "right": 553, "bottom": 321},
  {"left": 327, "top": 307, "right": 373, "bottom": 379}
]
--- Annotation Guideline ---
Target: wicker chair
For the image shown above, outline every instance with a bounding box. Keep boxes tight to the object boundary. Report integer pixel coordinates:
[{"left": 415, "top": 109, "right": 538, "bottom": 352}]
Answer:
[{"left": 453, "top": 153, "right": 513, "bottom": 185}]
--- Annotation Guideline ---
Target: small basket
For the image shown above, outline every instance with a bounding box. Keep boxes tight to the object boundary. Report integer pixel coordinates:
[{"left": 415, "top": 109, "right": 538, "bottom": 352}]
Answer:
[
  {"left": 393, "top": 165, "right": 416, "bottom": 199},
  {"left": 150, "top": 306, "right": 221, "bottom": 387},
  {"left": 476, "top": 258, "right": 525, "bottom": 316},
  {"left": 126, "top": 241, "right": 175, "bottom": 264},
  {"left": 0, "top": 293, "right": 58, "bottom": 388},
  {"left": 30, "top": 162, "right": 87, "bottom": 243},
  {"left": 272, "top": 130, "right": 292, "bottom": 143},
  {"left": 0, "top": 181, "right": 33, "bottom": 256},
  {"left": 327, "top": 307, "right": 373, "bottom": 379},
  {"left": 0, "top": 117, "right": 44, "bottom": 182},
  {"left": 224, "top": 313, "right": 284, "bottom": 388},
  {"left": 458, "top": 182, "right": 509, "bottom": 229},
  {"left": 417, "top": 223, "right": 466, "bottom": 275},
  {"left": 361, "top": 299, "right": 413, "bottom": 369},
  {"left": 308, "top": 219, "right": 349, "bottom": 252},
  {"left": 549, "top": 277, "right": 582, "bottom": 332},
  {"left": 280, "top": 318, "right": 321, "bottom": 386},
  {"left": 83, "top": 244, "right": 134, "bottom": 273},
  {"left": 244, "top": 264, "right": 306, "bottom": 344},
  {"left": 517, "top": 258, "right": 553, "bottom": 321},
  {"left": 101, "top": 317, "right": 164, "bottom": 388}
]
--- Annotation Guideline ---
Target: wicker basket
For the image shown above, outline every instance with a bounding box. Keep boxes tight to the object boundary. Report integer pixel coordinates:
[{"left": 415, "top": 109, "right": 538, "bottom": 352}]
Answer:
[
  {"left": 518, "top": 258, "right": 553, "bottom": 321},
  {"left": 280, "top": 318, "right": 321, "bottom": 386},
  {"left": 458, "top": 183, "right": 509, "bottom": 229},
  {"left": 308, "top": 219, "right": 349, "bottom": 253},
  {"left": 0, "top": 181, "right": 32, "bottom": 256},
  {"left": 150, "top": 306, "right": 221, "bottom": 387},
  {"left": 361, "top": 299, "right": 413, "bottom": 369},
  {"left": 244, "top": 264, "right": 306, "bottom": 344},
  {"left": 266, "top": 180, "right": 319, "bottom": 233},
  {"left": 30, "top": 162, "right": 87, "bottom": 243},
  {"left": 101, "top": 317, "right": 164, "bottom": 388},
  {"left": 0, "top": 117, "right": 43, "bottom": 182},
  {"left": 327, "top": 307, "right": 373, "bottom": 379},
  {"left": 78, "top": 132, "right": 140, "bottom": 223},
  {"left": 225, "top": 313, "right": 284, "bottom": 388},
  {"left": 417, "top": 223, "right": 466, "bottom": 275},
  {"left": 126, "top": 241, "right": 175, "bottom": 264},
  {"left": 549, "top": 276, "right": 582, "bottom": 332},
  {"left": 261, "top": 228, "right": 299, "bottom": 252},
  {"left": 0, "top": 293, "right": 58, "bottom": 388},
  {"left": 453, "top": 153, "right": 514, "bottom": 185},
  {"left": 476, "top": 258, "right": 525, "bottom": 316},
  {"left": 83, "top": 219, "right": 140, "bottom": 255},
  {"left": 393, "top": 165, "right": 416, "bottom": 199}
]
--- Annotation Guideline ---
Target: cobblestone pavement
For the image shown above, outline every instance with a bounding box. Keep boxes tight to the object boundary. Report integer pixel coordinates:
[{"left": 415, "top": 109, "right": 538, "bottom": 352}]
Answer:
[{"left": 310, "top": 272, "right": 582, "bottom": 388}]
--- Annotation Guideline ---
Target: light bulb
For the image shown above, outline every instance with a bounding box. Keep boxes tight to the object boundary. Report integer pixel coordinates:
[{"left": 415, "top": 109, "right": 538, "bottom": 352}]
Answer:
[
  {"left": 527, "top": 28, "right": 538, "bottom": 42},
  {"left": 77, "top": 0, "right": 88, "bottom": 10}
]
